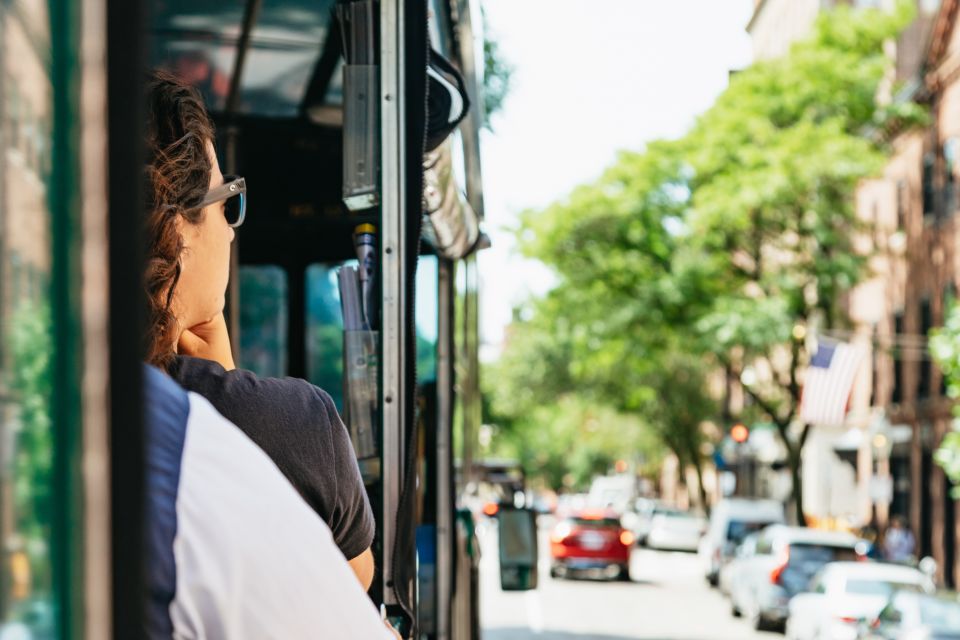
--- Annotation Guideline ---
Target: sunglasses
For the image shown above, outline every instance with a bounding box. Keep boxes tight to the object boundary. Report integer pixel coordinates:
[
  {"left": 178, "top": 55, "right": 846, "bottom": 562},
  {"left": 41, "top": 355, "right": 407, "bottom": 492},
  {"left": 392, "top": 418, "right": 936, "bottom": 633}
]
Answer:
[{"left": 196, "top": 175, "right": 247, "bottom": 227}]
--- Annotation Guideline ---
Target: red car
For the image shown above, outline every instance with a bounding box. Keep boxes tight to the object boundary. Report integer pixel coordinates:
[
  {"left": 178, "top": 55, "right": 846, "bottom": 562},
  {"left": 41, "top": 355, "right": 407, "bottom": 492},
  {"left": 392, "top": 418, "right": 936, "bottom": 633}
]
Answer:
[{"left": 549, "top": 510, "right": 633, "bottom": 581}]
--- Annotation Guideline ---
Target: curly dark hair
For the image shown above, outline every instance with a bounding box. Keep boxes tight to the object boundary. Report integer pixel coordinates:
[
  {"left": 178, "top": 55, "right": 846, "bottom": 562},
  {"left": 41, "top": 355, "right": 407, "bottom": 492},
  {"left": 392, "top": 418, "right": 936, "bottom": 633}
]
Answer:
[{"left": 143, "top": 70, "right": 216, "bottom": 370}]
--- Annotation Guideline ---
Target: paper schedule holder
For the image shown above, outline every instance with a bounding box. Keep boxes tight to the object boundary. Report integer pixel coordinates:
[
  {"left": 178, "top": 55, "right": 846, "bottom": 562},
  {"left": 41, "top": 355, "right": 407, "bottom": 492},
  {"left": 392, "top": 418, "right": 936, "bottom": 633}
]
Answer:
[{"left": 339, "top": 266, "right": 379, "bottom": 460}]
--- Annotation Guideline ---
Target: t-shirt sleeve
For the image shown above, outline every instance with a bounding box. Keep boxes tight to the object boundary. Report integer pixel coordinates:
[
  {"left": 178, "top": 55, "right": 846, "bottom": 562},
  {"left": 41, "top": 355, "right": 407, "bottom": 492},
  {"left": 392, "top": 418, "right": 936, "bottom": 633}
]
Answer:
[{"left": 315, "top": 387, "right": 376, "bottom": 560}]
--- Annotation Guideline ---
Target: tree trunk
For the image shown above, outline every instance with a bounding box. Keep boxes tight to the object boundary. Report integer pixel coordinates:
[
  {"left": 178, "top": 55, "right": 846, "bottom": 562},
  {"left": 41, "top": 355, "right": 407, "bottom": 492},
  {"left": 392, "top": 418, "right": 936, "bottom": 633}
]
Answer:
[
  {"left": 788, "top": 448, "right": 804, "bottom": 525},
  {"left": 691, "top": 452, "right": 710, "bottom": 515}
]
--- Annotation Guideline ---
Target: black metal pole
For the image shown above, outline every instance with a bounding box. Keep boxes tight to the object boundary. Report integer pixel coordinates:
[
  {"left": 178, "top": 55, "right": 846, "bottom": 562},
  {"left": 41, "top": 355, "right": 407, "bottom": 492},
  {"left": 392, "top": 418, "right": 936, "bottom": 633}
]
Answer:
[{"left": 107, "top": 0, "right": 147, "bottom": 634}]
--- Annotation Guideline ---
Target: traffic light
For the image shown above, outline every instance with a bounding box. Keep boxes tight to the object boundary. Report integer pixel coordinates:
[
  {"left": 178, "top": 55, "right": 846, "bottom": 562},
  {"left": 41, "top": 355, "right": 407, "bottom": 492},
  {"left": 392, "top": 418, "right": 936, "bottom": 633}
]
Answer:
[{"left": 731, "top": 423, "right": 749, "bottom": 444}]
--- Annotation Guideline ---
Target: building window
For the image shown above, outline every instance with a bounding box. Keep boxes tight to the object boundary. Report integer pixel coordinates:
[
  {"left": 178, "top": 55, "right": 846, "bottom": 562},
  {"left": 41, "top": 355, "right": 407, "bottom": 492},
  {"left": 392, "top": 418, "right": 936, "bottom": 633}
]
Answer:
[
  {"left": 919, "top": 298, "right": 932, "bottom": 399},
  {"left": 945, "top": 138, "right": 959, "bottom": 215},
  {"left": 893, "top": 311, "right": 904, "bottom": 404},
  {"left": 923, "top": 153, "right": 936, "bottom": 219},
  {"left": 897, "top": 180, "right": 907, "bottom": 230}
]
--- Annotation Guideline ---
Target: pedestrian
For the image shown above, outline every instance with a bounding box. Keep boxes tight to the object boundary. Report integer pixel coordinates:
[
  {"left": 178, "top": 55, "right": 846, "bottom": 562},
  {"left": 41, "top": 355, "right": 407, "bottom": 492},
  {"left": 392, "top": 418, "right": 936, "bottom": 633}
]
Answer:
[
  {"left": 858, "top": 518, "right": 884, "bottom": 559},
  {"left": 882, "top": 515, "right": 916, "bottom": 563}
]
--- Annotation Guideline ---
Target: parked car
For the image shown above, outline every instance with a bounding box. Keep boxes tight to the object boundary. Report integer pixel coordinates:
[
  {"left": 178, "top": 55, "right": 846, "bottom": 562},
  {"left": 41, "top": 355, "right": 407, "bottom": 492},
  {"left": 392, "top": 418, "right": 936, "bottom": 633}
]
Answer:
[
  {"left": 549, "top": 510, "right": 633, "bottom": 581},
  {"left": 621, "top": 498, "right": 663, "bottom": 546},
  {"left": 786, "top": 562, "right": 934, "bottom": 640},
  {"left": 646, "top": 509, "right": 707, "bottom": 552},
  {"left": 728, "top": 526, "right": 864, "bottom": 631},
  {"left": 860, "top": 591, "right": 960, "bottom": 639},
  {"left": 700, "top": 498, "right": 786, "bottom": 587}
]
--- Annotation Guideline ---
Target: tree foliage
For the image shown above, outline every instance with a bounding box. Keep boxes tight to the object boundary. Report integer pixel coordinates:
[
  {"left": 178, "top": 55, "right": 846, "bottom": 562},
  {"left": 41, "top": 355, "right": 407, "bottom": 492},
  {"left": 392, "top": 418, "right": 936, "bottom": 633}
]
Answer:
[
  {"left": 929, "top": 303, "right": 960, "bottom": 495},
  {"left": 487, "top": 3, "right": 918, "bottom": 515},
  {"left": 481, "top": 8, "right": 513, "bottom": 130},
  {"left": 7, "top": 300, "right": 54, "bottom": 594}
]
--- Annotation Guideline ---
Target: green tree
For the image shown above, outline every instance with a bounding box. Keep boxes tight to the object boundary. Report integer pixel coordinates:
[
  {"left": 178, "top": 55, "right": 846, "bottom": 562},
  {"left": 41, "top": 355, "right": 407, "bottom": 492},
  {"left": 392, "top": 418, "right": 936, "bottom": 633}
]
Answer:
[
  {"left": 493, "top": 2, "right": 919, "bottom": 522},
  {"left": 7, "top": 300, "right": 54, "bottom": 593},
  {"left": 481, "top": 8, "right": 513, "bottom": 130}
]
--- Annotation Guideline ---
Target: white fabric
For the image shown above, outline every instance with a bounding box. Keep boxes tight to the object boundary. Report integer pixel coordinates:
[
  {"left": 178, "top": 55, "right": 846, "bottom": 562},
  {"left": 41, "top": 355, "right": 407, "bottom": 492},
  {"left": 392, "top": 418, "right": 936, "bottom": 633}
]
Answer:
[{"left": 171, "top": 392, "right": 391, "bottom": 640}]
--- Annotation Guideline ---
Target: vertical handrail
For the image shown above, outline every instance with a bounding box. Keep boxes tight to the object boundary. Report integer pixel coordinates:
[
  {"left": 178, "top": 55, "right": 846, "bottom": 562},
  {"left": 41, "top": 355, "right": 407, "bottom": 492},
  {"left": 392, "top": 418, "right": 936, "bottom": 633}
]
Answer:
[
  {"left": 379, "top": 0, "right": 406, "bottom": 608},
  {"left": 224, "top": 0, "right": 263, "bottom": 117}
]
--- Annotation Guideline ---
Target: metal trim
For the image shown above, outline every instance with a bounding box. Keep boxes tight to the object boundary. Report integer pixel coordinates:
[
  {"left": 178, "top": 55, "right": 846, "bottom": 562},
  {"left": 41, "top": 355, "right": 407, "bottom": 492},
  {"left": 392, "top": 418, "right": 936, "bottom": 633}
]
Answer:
[
  {"left": 435, "top": 259, "right": 454, "bottom": 640},
  {"left": 455, "top": 0, "right": 485, "bottom": 220},
  {"left": 79, "top": 0, "right": 113, "bottom": 635},
  {"left": 380, "top": 0, "right": 406, "bottom": 607}
]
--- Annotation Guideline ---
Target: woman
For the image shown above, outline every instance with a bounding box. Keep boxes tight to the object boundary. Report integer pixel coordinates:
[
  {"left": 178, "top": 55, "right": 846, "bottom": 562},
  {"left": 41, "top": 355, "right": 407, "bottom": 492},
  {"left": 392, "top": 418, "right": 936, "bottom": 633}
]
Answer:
[{"left": 142, "top": 71, "right": 375, "bottom": 589}]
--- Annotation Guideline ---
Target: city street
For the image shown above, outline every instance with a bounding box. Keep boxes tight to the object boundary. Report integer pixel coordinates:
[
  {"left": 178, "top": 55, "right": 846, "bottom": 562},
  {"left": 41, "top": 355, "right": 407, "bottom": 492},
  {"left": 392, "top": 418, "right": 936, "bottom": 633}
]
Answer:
[{"left": 480, "top": 518, "right": 780, "bottom": 640}]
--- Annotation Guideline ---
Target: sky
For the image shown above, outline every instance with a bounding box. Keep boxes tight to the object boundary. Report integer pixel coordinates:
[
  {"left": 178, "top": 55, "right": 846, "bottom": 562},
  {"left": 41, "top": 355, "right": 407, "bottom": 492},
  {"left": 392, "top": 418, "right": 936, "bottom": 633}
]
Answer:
[{"left": 476, "top": 0, "right": 755, "bottom": 359}]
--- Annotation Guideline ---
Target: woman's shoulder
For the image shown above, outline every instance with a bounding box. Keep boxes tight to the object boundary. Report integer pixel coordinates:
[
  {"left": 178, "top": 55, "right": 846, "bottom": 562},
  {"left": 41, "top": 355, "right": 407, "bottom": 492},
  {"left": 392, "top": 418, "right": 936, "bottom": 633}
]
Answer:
[{"left": 168, "top": 355, "right": 339, "bottom": 431}]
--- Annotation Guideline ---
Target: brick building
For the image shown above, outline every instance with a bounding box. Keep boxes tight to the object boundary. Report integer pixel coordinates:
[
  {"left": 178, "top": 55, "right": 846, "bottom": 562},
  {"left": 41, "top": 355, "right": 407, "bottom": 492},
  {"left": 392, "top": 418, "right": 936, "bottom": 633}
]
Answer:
[
  {"left": 852, "top": 0, "right": 960, "bottom": 585},
  {"left": 743, "top": 1, "right": 960, "bottom": 582}
]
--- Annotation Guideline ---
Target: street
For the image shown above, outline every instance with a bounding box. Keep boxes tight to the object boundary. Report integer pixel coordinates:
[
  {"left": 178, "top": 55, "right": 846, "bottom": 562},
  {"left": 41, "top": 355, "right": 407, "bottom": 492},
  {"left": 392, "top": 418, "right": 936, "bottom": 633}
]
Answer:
[{"left": 480, "top": 518, "right": 781, "bottom": 640}]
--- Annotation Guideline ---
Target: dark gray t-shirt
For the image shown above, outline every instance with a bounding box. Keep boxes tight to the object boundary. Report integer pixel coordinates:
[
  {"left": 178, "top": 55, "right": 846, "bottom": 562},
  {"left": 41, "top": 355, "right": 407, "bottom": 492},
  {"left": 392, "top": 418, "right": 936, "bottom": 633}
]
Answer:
[{"left": 168, "top": 355, "right": 374, "bottom": 560}]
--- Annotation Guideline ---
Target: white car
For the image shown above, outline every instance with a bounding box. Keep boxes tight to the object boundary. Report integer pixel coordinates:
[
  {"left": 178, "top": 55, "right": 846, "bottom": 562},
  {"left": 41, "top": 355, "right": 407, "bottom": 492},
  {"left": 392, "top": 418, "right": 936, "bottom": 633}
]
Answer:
[
  {"left": 786, "top": 562, "right": 934, "bottom": 640},
  {"left": 700, "top": 498, "right": 785, "bottom": 586},
  {"left": 646, "top": 510, "right": 706, "bottom": 552},
  {"left": 728, "top": 526, "right": 863, "bottom": 631}
]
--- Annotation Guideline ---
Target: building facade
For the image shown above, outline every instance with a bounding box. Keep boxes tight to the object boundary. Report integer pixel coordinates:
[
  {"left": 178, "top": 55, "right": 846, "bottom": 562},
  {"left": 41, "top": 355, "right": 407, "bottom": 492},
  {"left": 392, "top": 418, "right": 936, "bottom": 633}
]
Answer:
[
  {"left": 744, "top": 0, "right": 960, "bottom": 583},
  {"left": 851, "top": 0, "right": 960, "bottom": 586}
]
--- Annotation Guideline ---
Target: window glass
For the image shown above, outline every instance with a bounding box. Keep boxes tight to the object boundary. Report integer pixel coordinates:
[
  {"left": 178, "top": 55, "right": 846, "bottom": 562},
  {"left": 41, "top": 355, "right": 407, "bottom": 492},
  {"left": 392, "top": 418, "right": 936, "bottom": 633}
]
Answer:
[
  {"left": 945, "top": 138, "right": 959, "bottom": 213},
  {"left": 306, "top": 263, "right": 347, "bottom": 410},
  {"left": 896, "top": 180, "right": 906, "bottom": 230},
  {"left": 923, "top": 152, "right": 936, "bottom": 217},
  {"left": 726, "top": 520, "right": 773, "bottom": 545},
  {"left": 779, "top": 544, "right": 859, "bottom": 593},
  {"left": 919, "top": 298, "right": 933, "bottom": 398},
  {"left": 239, "top": 265, "right": 288, "bottom": 378},
  {"left": 919, "top": 596, "right": 960, "bottom": 630},
  {"left": 416, "top": 256, "right": 439, "bottom": 382},
  {"left": 846, "top": 580, "right": 922, "bottom": 596},
  {"left": 568, "top": 517, "right": 621, "bottom": 529},
  {"left": 0, "top": 1, "right": 57, "bottom": 634},
  {"left": 305, "top": 257, "right": 439, "bottom": 410}
]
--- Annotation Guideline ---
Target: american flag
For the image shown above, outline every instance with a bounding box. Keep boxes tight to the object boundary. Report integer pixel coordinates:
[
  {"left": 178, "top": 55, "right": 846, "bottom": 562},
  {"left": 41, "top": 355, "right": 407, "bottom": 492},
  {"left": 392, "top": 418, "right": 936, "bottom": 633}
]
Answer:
[{"left": 798, "top": 339, "right": 865, "bottom": 426}]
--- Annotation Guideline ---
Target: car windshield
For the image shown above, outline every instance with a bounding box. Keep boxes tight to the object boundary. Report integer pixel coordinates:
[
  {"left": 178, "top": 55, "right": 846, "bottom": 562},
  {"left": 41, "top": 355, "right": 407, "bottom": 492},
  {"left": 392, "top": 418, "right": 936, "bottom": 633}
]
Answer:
[
  {"left": 919, "top": 597, "right": 960, "bottom": 631},
  {"left": 726, "top": 520, "right": 773, "bottom": 544},
  {"left": 846, "top": 580, "right": 923, "bottom": 597},
  {"left": 660, "top": 509, "right": 697, "bottom": 519}
]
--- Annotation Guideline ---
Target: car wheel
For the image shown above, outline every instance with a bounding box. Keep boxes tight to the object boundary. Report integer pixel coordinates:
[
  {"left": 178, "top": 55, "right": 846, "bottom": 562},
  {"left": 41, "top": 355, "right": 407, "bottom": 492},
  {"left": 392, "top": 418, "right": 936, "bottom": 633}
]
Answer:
[
  {"left": 707, "top": 573, "right": 719, "bottom": 588},
  {"left": 617, "top": 565, "right": 631, "bottom": 582},
  {"left": 730, "top": 603, "right": 741, "bottom": 618},
  {"left": 549, "top": 565, "right": 561, "bottom": 579}
]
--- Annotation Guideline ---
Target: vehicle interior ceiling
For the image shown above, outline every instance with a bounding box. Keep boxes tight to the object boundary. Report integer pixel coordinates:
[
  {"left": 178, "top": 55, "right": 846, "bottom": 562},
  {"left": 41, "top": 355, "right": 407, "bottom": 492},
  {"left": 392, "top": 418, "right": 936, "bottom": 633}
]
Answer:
[{"left": 151, "top": 0, "right": 438, "bottom": 383}]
